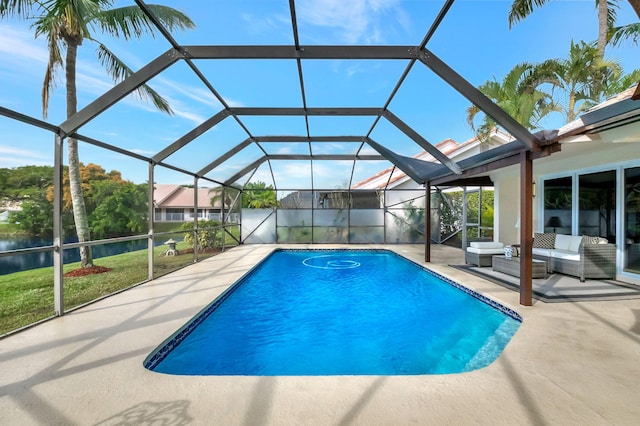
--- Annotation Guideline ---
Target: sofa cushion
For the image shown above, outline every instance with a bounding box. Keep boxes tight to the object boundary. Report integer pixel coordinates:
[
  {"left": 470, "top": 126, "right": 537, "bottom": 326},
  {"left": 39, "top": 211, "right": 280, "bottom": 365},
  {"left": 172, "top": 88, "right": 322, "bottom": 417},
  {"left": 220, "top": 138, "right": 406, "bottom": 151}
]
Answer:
[
  {"left": 555, "top": 234, "right": 572, "bottom": 251},
  {"left": 533, "top": 233, "right": 555, "bottom": 249},
  {"left": 532, "top": 247, "right": 552, "bottom": 257},
  {"left": 466, "top": 247, "right": 505, "bottom": 255},
  {"left": 469, "top": 241, "right": 504, "bottom": 249},
  {"left": 569, "top": 236, "right": 583, "bottom": 252},
  {"left": 551, "top": 249, "right": 581, "bottom": 262}
]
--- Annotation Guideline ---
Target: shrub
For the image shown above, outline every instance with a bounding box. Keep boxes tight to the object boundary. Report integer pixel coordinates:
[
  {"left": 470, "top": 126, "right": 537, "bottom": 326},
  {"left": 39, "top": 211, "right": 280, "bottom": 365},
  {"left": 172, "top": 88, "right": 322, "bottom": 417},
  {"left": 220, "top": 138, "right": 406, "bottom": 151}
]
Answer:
[{"left": 180, "top": 220, "right": 222, "bottom": 251}]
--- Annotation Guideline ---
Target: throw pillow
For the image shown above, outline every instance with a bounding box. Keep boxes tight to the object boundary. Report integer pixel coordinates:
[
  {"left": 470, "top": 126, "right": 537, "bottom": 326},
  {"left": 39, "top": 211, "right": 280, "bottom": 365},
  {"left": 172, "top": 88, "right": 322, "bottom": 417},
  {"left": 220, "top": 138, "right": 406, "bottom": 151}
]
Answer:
[
  {"left": 582, "top": 235, "right": 600, "bottom": 245},
  {"left": 533, "top": 232, "right": 556, "bottom": 249},
  {"left": 582, "top": 235, "right": 609, "bottom": 245}
]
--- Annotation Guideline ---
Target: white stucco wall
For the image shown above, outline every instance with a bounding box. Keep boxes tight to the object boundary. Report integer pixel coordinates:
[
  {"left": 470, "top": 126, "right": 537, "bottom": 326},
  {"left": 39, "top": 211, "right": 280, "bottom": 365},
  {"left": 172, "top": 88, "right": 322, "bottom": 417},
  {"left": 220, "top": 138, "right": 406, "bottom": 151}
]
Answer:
[
  {"left": 493, "top": 139, "right": 640, "bottom": 239},
  {"left": 491, "top": 128, "right": 640, "bottom": 283}
]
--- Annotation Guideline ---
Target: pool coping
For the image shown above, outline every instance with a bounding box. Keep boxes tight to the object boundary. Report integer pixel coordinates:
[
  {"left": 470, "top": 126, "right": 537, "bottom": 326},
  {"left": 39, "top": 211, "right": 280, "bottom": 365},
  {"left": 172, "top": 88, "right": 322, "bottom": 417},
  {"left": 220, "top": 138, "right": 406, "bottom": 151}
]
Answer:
[{"left": 2, "top": 243, "right": 639, "bottom": 425}]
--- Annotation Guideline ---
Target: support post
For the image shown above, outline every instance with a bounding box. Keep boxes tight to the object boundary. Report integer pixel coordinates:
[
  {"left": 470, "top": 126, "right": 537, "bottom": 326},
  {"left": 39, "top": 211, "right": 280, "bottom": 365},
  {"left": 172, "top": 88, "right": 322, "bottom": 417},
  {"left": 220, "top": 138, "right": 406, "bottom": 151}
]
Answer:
[
  {"left": 462, "top": 187, "right": 468, "bottom": 249},
  {"left": 53, "top": 135, "right": 64, "bottom": 316},
  {"left": 478, "top": 187, "right": 483, "bottom": 236},
  {"left": 221, "top": 186, "right": 226, "bottom": 252},
  {"left": 194, "top": 176, "right": 199, "bottom": 262},
  {"left": 425, "top": 182, "right": 431, "bottom": 262},
  {"left": 148, "top": 163, "right": 155, "bottom": 281},
  {"left": 519, "top": 150, "right": 533, "bottom": 306}
]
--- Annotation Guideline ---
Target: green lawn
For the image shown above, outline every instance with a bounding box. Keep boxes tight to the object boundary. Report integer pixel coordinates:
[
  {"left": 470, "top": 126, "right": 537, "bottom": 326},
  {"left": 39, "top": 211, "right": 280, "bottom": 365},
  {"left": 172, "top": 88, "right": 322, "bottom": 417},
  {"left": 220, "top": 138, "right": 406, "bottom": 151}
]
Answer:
[
  {"left": 1, "top": 237, "right": 241, "bottom": 336},
  {"left": 0, "top": 225, "right": 240, "bottom": 336}
]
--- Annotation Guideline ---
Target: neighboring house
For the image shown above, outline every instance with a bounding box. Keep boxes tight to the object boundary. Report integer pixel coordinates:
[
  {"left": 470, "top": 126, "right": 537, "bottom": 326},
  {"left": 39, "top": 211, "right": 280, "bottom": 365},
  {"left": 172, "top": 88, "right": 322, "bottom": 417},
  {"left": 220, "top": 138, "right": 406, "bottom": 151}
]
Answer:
[
  {"left": 153, "top": 184, "right": 229, "bottom": 223},
  {"left": 485, "top": 88, "right": 640, "bottom": 285},
  {"left": 0, "top": 200, "right": 22, "bottom": 224}
]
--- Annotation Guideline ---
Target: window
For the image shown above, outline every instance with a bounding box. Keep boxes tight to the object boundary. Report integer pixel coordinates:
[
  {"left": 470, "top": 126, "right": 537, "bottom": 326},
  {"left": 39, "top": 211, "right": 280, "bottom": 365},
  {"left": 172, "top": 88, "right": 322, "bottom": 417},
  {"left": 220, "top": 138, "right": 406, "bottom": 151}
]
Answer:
[
  {"left": 578, "top": 170, "right": 615, "bottom": 240},
  {"left": 624, "top": 167, "right": 640, "bottom": 273},
  {"left": 543, "top": 177, "right": 572, "bottom": 234}
]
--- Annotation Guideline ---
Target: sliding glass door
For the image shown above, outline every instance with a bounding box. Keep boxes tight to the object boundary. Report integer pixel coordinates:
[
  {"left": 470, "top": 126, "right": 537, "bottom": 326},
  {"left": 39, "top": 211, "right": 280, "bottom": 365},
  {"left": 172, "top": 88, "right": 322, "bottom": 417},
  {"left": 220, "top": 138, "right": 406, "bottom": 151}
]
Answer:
[
  {"left": 578, "top": 170, "right": 616, "bottom": 241},
  {"left": 624, "top": 167, "right": 640, "bottom": 274},
  {"left": 543, "top": 177, "right": 572, "bottom": 234}
]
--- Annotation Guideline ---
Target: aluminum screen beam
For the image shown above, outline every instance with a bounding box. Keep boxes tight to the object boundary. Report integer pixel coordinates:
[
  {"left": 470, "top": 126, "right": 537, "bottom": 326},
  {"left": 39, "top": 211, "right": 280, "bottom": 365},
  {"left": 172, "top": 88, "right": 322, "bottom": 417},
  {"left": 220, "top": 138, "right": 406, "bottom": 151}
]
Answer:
[
  {"left": 267, "top": 154, "right": 383, "bottom": 160},
  {"left": 60, "top": 49, "right": 183, "bottom": 135},
  {"left": 183, "top": 45, "right": 418, "bottom": 60},
  {"left": 0, "top": 106, "right": 60, "bottom": 134},
  {"left": 364, "top": 0, "right": 455, "bottom": 140},
  {"left": 72, "top": 133, "right": 151, "bottom": 163},
  {"left": 153, "top": 110, "right": 230, "bottom": 163},
  {"left": 418, "top": 48, "right": 539, "bottom": 151},
  {"left": 229, "top": 107, "right": 384, "bottom": 116},
  {"left": 253, "top": 136, "right": 364, "bottom": 142},
  {"left": 199, "top": 136, "right": 368, "bottom": 177},
  {"left": 366, "top": 138, "right": 446, "bottom": 183},
  {"left": 197, "top": 138, "right": 254, "bottom": 177},
  {"left": 383, "top": 111, "right": 462, "bottom": 174},
  {"left": 222, "top": 153, "right": 385, "bottom": 186},
  {"left": 224, "top": 157, "right": 268, "bottom": 186}
]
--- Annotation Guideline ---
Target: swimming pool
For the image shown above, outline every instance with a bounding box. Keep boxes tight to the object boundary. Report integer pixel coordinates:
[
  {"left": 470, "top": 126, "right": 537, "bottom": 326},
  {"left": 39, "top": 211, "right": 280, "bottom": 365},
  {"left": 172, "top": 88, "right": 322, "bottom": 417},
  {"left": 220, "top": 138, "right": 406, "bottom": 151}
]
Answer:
[{"left": 145, "top": 249, "right": 521, "bottom": 375}]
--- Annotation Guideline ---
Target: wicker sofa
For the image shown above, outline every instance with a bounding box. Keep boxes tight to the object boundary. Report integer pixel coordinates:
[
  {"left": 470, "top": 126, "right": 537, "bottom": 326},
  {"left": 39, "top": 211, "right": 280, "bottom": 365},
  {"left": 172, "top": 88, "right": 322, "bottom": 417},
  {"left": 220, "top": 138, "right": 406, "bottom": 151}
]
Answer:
[{"left": 531, "top": 233, "right": 616, "bottom": 282}]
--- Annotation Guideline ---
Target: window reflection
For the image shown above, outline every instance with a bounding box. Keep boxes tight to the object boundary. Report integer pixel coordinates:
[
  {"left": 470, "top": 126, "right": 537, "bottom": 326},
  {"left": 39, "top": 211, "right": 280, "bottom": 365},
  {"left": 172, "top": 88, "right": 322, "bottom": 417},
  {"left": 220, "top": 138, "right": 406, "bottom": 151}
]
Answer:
[
  {"left": 625, "top": 167, "right": 640, "bottom": 273},
  {"left": 578, "top": 170, "right": 615, "bottom": 241},
  {"left": 543, "top": 177, "right": 572, "bottom": 234}
]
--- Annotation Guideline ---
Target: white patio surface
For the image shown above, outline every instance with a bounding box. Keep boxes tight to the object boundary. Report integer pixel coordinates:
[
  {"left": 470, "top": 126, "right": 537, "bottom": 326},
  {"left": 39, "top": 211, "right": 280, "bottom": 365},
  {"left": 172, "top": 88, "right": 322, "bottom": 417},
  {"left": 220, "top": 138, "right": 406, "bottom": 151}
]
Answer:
[{"left": 1, "top": 244, "right": 639, "bottom": 425}]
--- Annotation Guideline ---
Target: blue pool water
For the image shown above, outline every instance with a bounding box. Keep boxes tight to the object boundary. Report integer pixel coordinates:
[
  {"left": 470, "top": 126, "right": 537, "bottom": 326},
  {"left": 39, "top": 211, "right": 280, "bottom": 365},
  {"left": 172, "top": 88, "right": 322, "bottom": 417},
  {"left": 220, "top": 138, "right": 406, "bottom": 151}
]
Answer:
[{"left": 145, "top": 249, "right": 521, "bottom": 376}]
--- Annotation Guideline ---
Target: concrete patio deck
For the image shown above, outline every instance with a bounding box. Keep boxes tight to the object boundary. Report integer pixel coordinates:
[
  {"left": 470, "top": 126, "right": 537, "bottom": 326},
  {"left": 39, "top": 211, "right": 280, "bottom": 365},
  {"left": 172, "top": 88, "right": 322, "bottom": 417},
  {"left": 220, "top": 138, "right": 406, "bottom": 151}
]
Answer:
[{"left": 1, "top": 244, "right": 639, "bottom": 425}]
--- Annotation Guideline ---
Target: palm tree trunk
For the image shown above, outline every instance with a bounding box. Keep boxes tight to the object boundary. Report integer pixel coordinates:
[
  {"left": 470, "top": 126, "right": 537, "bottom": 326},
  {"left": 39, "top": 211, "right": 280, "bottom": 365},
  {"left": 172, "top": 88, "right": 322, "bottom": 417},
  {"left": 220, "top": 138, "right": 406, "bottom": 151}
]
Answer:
[
  {"left": 568, "top": 90, "right": 576, "bottom": 122},
  {"left": 628, "top": 0, "right": 640, "bottom": 19},
  {"left": 65, "top": 40, "right": 93, "bottom": 267},
  {"left": 597, "top": 0, "right": 607, "bottom": 58},
  {"left": 625, "top": 1, "right": 640, "bottom": 101}
]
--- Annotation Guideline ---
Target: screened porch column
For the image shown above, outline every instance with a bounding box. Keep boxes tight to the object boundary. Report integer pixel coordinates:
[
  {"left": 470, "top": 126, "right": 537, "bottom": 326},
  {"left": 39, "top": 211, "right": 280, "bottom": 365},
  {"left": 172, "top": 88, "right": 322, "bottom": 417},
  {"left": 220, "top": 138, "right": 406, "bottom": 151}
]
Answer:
[
  {"left": 425, "top": 182, "right": 431, "bottom": 262},
  {"left": 519, "top": 150, "right": 533, "bottom": 306},
  {"left": 147, "top": 162, "right": 155, "bottom": 281},
  {"left": 53, "top": 134, "right": 64, "bottom": 316}
]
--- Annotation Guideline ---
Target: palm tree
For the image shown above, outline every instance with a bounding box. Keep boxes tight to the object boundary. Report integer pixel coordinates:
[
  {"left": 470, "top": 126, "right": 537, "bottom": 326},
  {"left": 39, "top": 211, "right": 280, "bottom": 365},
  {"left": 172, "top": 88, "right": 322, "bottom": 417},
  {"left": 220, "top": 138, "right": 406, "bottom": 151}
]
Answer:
[
  {"left": 1, "top": 0, "right": 194, "bottom": 267},
  {"left": 508, "top": 0, "right": 640, "bottom": 58},
  {"left": 242, "top": 182, "right": 278, "bottom": 209},
  {"left": 466, "top": 62, "right": 560, "bottom": 142},
  {"left": 542, "top": 41, "right": 631, "bottom": 122}
]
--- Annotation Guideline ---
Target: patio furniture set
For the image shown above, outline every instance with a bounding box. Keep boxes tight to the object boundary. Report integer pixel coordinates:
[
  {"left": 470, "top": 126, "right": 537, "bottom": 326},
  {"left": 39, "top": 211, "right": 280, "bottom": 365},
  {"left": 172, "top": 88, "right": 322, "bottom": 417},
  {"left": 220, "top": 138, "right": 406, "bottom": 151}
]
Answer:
[{"left": 465, "top": 233, "right": 616, "bottom": 281}]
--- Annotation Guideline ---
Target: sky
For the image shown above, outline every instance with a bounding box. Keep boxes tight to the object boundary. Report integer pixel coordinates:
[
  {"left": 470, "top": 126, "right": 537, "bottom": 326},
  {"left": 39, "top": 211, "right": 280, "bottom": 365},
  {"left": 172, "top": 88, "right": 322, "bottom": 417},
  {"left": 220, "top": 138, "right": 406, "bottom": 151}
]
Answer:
[{"left": 0, "top": 0, "right": 639, "bottom": 190}]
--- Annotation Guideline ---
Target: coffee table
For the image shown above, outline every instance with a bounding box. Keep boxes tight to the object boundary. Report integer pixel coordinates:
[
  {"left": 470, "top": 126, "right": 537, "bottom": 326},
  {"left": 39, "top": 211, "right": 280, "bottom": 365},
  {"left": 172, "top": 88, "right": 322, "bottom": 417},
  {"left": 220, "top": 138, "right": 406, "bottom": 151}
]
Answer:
[{"left": 492, "top": 255, "right": 547, "bottom": 278}]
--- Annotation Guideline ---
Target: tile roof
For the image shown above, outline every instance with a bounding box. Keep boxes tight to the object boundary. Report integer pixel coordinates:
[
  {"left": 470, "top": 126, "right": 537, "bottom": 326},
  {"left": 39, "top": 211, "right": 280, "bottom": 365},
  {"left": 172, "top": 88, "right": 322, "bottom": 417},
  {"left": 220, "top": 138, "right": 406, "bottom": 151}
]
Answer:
[
  {"left": 154, "top": 184, "right": 222, "bottom": 208},
  {"left": 352, "top": 130, "right": 513, "bottom": 189}
]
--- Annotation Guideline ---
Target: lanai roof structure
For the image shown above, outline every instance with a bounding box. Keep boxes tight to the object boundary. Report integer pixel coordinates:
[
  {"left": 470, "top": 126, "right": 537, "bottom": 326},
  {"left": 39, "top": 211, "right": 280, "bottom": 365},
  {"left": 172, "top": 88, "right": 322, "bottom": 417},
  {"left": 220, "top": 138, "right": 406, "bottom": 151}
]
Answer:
[
  {"left": 2, "top": 0, "right": 638, "bottom": 193},
  {"left": 1, "top": 0, "right": 640, "bottom": 309}
]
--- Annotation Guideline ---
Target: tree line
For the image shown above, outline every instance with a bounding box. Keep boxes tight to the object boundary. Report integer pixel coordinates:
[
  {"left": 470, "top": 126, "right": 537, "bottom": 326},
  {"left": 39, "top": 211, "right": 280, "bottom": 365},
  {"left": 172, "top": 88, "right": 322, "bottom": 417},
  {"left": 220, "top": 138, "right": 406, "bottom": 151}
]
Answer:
[
  {"left": 1, "top": 164, "right": 148, "bottom": 239},
  {"left": 469, "top": 1, "right": 640, "bottom": 140}
]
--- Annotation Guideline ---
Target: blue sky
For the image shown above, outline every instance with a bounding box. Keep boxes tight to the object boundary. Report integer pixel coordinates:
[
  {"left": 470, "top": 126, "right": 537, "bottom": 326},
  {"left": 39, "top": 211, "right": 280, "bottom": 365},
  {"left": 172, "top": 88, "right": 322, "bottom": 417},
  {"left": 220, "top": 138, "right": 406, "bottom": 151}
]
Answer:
[{"left": 0, "top": 0, "right": 639, "bottom": 189}]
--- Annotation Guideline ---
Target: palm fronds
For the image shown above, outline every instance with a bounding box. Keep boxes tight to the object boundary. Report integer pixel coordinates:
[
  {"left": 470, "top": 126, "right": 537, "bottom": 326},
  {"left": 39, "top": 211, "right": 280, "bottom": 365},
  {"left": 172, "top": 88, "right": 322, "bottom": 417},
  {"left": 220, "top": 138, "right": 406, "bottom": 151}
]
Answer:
[{"left": 95, "top": 42, "right": 173, "bottom": 114}]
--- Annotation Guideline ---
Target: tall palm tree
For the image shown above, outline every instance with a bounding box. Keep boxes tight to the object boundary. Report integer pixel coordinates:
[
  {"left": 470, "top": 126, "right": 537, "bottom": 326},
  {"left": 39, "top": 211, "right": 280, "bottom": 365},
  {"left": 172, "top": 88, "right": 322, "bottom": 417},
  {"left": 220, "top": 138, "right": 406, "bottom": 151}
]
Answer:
[
  {"left": 0, "top": 0, "right": 194, "bottom": 267},
  {"left": 542, "top": 41, "right": 628, "bottom": 122},
  {"left": 508, "top": 0, "right": 640, "bottom": 58},
  {"left": 466, "top": 62, "right": 560, "bottom": 142}
]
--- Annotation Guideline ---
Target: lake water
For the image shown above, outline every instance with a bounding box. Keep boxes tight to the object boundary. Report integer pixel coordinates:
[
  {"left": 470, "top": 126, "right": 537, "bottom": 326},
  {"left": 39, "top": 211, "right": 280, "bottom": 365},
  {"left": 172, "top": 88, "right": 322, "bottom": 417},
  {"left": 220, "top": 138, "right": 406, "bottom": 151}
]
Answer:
[{"left": 0, "top": 236, "right": 167, "bottom": 275}]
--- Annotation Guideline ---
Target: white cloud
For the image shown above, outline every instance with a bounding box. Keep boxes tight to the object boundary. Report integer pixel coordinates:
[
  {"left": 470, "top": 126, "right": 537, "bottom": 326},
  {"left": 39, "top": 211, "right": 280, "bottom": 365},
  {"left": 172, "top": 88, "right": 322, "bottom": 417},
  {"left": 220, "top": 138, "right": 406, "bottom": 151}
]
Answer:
[
  {"left": 0, "top": 145, "right": 51, "bottom": 167},
  {"left": 241, "top": 12, "right": 290, "bottom": 36},
  {"left": 297, "top": 0, "right": 402, "bottom": 44},
  {"left": 0, "top": 26, "right": 48, "bottom": 64}
]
